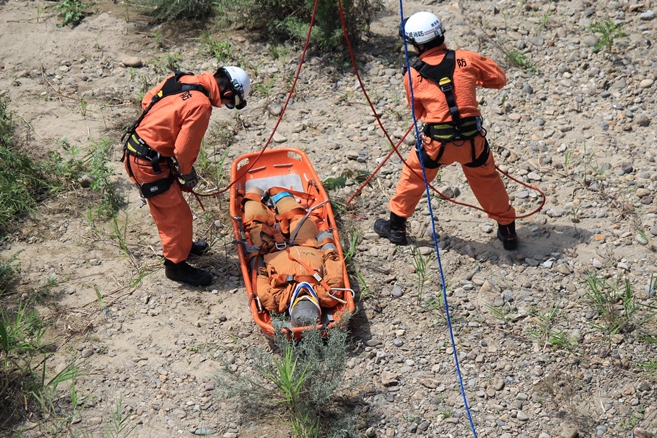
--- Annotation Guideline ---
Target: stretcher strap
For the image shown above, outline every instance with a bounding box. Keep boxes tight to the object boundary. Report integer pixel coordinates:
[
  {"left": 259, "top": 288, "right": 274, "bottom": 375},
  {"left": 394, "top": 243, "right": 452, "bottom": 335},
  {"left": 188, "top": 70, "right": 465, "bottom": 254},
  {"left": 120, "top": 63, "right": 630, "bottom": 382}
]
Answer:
[
  {"left": 286, "top": 248, "right": 336, "bottom": 298},
  {"left": 268, "top": 186, "right": 317, "bottom": 205},
  {"left": 240, "top": 191, "right": 264, "bottom": 206}
]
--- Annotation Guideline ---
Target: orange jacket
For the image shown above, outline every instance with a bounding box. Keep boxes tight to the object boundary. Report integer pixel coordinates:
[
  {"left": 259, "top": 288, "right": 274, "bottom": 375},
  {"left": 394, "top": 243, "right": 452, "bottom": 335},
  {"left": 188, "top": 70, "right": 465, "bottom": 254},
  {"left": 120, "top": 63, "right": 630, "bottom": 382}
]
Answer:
[
  {"left": 404, "top": 45, "right": 506, "bottom": 124},
  {"left": 136, "top": 72, "right": 225, "bottom": 175}
]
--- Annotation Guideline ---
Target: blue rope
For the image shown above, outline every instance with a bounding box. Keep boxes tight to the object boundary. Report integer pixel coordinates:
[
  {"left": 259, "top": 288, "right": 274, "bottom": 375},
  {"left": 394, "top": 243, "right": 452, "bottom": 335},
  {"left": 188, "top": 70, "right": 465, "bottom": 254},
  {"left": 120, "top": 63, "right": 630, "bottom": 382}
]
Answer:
[{"left": 397, "top": 4, "right": 479, "bottom": 437}]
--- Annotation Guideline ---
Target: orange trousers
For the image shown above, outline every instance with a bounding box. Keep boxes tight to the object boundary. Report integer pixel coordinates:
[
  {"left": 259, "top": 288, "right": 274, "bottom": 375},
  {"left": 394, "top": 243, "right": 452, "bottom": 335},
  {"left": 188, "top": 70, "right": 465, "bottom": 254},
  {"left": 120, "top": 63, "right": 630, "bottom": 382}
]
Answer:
[
  {"left": 390, "top": 135, "right": 516, "bottom": 225},
  {"left": 124, "top": 155, "right": 192, "bottom": 263}
]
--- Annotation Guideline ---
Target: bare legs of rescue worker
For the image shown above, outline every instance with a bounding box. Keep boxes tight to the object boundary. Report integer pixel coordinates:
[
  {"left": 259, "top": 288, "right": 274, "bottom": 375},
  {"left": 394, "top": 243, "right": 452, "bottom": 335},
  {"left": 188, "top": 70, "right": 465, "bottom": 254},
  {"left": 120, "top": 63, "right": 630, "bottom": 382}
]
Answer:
[
  {"left": 124, "top": 156, "right": 213, "bottom": 287},
  {"left": 374, "top": 135, "right": 518, "bottom": 250}
]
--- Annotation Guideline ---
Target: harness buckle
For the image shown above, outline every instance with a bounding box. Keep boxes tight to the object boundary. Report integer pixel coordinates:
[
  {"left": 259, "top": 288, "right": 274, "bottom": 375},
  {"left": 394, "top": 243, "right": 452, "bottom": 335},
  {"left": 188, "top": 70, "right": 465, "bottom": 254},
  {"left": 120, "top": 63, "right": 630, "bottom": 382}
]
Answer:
[
  {"left": 150, "top": 151, "right": 162, "bottom": 175},
  {"left": 275, "top": 242, "right": 287, "bottom": 251}
]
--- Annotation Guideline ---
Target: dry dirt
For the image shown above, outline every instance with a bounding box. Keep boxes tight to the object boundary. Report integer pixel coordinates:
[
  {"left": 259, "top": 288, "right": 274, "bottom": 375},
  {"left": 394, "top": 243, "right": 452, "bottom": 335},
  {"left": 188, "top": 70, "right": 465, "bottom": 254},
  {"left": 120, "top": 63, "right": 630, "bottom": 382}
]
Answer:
[{"left": 2, "top": 0, "right": 657, "bottom": 437}]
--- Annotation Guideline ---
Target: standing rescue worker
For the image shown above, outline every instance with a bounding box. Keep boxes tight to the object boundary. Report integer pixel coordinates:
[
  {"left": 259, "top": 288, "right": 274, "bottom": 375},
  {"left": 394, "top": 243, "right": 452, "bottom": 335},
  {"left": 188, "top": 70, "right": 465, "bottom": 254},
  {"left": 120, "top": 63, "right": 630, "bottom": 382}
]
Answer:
[
  {"left": 374, "top": 11, "right": 518, "bottom": 250},
  {"left": 123, "top": 66, "right": 251, "bottom": 286}
]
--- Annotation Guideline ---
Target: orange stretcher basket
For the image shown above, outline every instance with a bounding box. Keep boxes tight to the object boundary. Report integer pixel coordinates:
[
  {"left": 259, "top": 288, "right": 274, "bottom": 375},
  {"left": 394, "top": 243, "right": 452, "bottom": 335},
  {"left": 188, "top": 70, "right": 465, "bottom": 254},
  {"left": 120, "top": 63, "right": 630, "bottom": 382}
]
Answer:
[{"left": 229, "top": 148, "right": 355, "bottom": 339}]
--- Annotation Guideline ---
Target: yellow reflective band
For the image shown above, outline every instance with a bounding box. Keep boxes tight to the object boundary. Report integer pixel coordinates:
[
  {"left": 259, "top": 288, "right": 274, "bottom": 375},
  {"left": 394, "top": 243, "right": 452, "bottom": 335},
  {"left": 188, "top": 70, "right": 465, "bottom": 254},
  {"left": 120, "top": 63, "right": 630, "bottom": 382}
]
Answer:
[
  {"left": 439, "top": 77, "right": 451, "bottom": 86},
  {"left": 127, "top": 143, "right": 137, "bottom": 153}
]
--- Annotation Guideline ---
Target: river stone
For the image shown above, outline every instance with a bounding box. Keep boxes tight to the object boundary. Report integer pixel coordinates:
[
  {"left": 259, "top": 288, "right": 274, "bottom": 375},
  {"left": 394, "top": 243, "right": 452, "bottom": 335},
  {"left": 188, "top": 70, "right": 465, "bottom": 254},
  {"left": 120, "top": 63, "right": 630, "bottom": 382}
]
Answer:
[{"left": 121, "top": 56, "right": 143, "bottom": 67}]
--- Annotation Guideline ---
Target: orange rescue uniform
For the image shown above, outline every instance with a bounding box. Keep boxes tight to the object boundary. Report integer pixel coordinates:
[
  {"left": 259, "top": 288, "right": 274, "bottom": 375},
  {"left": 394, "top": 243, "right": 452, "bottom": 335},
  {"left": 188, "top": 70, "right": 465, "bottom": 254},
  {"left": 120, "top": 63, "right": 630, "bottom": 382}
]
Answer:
[
  {"left": 124, "top": 73, "right": 225, "bottom": 263},
  {"left": 390, "top": 45, "right": 516, "bottom": 225}
]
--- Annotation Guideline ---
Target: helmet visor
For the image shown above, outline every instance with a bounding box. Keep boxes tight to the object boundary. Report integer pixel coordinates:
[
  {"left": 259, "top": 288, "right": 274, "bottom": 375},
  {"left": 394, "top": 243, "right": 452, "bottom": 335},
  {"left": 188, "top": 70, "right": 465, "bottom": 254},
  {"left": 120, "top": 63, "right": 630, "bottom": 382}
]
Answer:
[
  {"left": 224, "top": 88, "right": 247, "bottom": 110},
  {"left": 222, "top": 68, "right": 248, "bottom": 110}
]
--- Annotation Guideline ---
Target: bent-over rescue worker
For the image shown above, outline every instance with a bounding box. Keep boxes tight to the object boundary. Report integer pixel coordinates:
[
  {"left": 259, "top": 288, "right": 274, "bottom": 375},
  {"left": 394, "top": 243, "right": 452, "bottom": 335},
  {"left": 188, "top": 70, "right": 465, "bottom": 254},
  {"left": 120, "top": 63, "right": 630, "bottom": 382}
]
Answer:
[
  {"left": 374, "top": 11, "right": 518, "bottom": 250},
  {"left": 123, "top": 66, "right": 251, "bottom": 286}
]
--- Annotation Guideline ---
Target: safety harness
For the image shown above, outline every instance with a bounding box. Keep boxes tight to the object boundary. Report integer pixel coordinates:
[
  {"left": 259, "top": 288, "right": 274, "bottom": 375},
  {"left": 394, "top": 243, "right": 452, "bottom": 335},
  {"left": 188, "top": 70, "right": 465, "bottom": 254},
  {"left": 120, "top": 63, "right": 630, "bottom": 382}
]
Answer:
[
  {"left": 121, "top": 72, "right": 210, "bottom": 198},
  {"left": 412, "top": 50, "right": 490, "bottom": 169}
]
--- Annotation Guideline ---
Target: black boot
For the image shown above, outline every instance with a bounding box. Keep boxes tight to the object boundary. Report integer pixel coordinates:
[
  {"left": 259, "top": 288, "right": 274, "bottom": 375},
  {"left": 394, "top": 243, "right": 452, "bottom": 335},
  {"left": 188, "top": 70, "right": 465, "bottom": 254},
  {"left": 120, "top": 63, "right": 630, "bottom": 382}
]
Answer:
[
  {"left": 189, "top": 240, "right": 209, "bottom": 256},
  {"left": 497, "top": 221, "right": 518, "bottom": 250},
  {"left": 164, "top": 259, "right": 212, "bottom": 286},
  {"left": 374, "top": 212, "right": 408, "bottom": 245}
]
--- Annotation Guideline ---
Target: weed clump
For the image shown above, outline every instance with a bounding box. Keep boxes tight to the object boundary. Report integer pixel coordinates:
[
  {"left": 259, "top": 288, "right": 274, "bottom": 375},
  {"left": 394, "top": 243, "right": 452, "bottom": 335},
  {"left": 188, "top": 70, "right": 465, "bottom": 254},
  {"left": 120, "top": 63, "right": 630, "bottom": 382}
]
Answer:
[
  {"left": 215, "top": 325, "right": 359, "bottom": 437},
  {"left": 589, "top": 20, "right": 627, "bottom": 53},
  {"left": 0, "top": 98, "right": 53, "bottom": 233},
  {"left": 585, "top": 274, "right": 656, "bottom": 337},
  {"left": 53, "top": 0, "right": 90, "bottom": 27},
  {"left": 216, "top": 0, "right": 382, "bottom": 51},
  {"left": 132, "top": 0, "right": 217, "bottom": 23}
]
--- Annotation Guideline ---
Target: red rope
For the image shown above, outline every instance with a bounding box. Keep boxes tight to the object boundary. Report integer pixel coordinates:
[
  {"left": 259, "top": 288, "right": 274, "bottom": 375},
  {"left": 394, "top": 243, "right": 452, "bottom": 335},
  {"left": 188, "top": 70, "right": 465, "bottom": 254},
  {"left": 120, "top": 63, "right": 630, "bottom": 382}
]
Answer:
[
  {"left": 191, "top": 0, "right": 321, "bottom": 200},
  {"left": 191, "top": 0, "right": 544, "bottom": 220}
]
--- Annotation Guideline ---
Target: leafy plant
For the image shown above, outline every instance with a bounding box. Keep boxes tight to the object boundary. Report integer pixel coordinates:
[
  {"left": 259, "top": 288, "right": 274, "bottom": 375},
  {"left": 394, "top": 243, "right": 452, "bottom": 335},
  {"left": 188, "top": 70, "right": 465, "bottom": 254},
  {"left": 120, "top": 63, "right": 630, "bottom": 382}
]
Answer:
[
  {"left": 215, "top": 0, "right": 381, "bottom": 51},
  {"left": 79, "top": 97, "right": 88, "bottom": 118},
  {"left": 53, "top": 0, "right": 90, "bottom": 27},
  {"left": 253, "top": 77, "right": 276, "bottom": 97},
  {"left": 195, "top": 138, "right": 231, "bottom": 188},
  {"left": 640, "top": 359, "right": 657, "bottom": 376},
  {"left": 198, "top": 33, "right": 233, "bottom": 61},
  {"left": 110, "top": 213, "right": 130, "bottom": 257},
  {"left": 411, "top": 247, "right": 430, "bottom": 306},
  {"left": 82, "top": 137, "right": 125, "bottom": 219},
  {"left": 131, "top": 0, "right": 216, "bottom": 23},
  {"left": 535, "top": 3, "right": 555, "bottom": 30},
  {"left": 589, "top": 20, "right": 627, "bottom": 53},
  {"left": 584, "top": 274, "right": 656, "bottom": 337},
  {"left": 0, "top": 253, "right": 20, "bottom": 296},
  {"left": 216, "top": 325, "right": 357, "bottom": 437},
  {"left": 354, "top": 269, "right": 370, "bottom": 300},
  {"left": 32, "top": 360, "right": 83, "bottom": 415},
  {"left": 105, "top": 397, "right": 136, "bottom": 438},
  {"left": 154, "top": 53, "right": 181, "bottom": 74},
  {"left": 506, "top": 49, "right": 539, "bottom": 73},
  {"left": 486, "top": 302, "right": 517, "bottom": 324},
  {"left": 0, "top": 97, "right": 15, "bottom": 148},
  {"left": 528, "top": 302, "right": 577, "bottom": 350},
  {"left": 1, "top": 301, "right": 44, "bottom": 372},
  {"left": 0, "top": 98, "right": 54, "bottom": 233},
  {"left": 323, "top": 169, "right": 370, "bottom": 190},
  {"left": 269, "top": 44, "right": 289, "bottom": 60},
  {"left": 1, "top": 298, "right": 82, "bottom": 433},
  {"left": 343, "top": 230, "right": 360, "bottom": 264}
]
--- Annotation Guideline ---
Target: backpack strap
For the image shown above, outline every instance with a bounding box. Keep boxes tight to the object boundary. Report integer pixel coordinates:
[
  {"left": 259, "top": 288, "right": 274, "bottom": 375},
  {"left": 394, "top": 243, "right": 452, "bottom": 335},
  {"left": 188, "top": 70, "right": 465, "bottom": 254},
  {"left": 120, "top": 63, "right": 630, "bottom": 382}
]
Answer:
[
  {"left": 121, "top": 72, "right": 210, "bottom": 143},
  {"left": 412, "top": 50, "right": 460, "bottom": 127}
]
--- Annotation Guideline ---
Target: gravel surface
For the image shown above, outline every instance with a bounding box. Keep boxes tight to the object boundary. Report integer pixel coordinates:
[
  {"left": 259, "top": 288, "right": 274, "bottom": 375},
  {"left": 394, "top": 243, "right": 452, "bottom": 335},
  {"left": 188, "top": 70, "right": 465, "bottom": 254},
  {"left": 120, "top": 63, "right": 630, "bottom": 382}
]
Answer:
[{"left": 1, "top": 0, "right": 657, "bottom": 436}]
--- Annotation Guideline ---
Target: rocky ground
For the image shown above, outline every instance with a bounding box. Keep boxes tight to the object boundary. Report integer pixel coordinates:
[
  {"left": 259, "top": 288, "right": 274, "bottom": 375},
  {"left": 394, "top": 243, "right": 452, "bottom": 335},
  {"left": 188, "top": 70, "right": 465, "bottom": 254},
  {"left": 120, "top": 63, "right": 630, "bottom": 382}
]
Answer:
[{"left": 1, "top": 0, "right": 657, "bottom": 437}]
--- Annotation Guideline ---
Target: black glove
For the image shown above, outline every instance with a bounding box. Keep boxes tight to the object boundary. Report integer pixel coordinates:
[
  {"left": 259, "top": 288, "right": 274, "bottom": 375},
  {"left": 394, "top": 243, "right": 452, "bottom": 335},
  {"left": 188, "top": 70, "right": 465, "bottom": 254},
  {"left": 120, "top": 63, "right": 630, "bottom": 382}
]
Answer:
[{"left": 179, "top": 167, "right": 199, "bottom": 189}]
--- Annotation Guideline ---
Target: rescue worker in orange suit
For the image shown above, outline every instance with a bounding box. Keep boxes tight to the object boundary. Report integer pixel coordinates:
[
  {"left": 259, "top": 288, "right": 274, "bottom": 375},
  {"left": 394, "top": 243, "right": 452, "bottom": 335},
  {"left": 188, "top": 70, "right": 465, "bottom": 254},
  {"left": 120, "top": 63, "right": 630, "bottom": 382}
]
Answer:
[
  {"left": 123, "top": 66, "right": 251, "bottom": 286},
  {"left": 374, "top": 11, "right": 518, "bottom": 250}
]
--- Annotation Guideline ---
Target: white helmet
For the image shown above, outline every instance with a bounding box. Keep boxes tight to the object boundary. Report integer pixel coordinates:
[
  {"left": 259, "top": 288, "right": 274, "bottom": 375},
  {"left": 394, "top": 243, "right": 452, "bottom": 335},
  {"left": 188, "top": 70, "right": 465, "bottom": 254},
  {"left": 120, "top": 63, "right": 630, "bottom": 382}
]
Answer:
[
  {"left": 221, "top": 66, "right": 251, "bottom": 109},
  {"left": 401, "top": 11, "right": 445, "bottom": 45}
]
